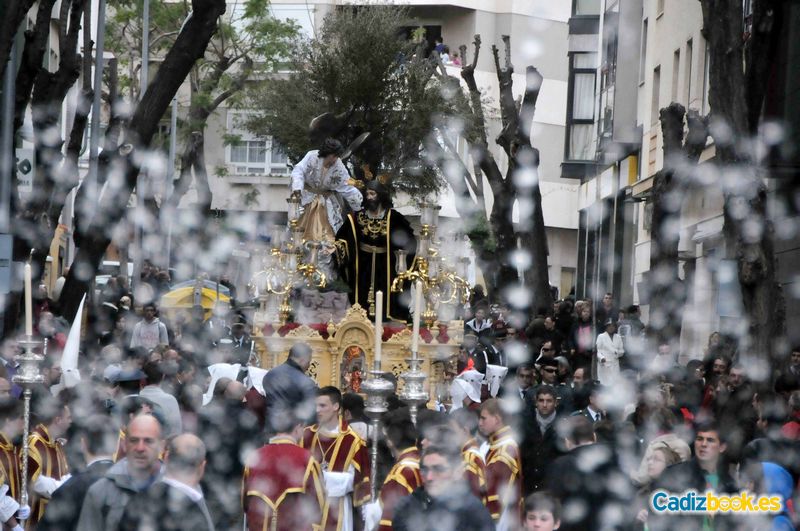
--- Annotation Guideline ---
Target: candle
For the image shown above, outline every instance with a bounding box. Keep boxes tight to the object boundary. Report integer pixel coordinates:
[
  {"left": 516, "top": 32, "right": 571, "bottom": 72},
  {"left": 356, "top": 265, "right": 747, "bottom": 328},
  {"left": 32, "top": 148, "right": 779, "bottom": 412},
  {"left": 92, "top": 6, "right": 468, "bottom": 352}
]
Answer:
[
  {"left": 420, "top": 204, "right": 433, "bottom": 226},
  {"left": 374, "top": 291, "right": 383, "bottom": 366},
  {"left": 411, "top": 280, "right": 422, "bottom": 354},
  {"left": 24, "top": 263, "right": 32, "bottom": 336}
]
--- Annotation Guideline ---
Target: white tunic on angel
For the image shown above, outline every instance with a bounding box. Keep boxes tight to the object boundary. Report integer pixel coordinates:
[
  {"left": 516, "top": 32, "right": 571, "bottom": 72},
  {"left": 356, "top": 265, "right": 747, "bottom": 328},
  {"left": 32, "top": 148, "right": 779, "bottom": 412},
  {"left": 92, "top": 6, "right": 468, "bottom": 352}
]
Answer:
[{"left": 291, "top": 149, "right": 363, "bottom": 239}]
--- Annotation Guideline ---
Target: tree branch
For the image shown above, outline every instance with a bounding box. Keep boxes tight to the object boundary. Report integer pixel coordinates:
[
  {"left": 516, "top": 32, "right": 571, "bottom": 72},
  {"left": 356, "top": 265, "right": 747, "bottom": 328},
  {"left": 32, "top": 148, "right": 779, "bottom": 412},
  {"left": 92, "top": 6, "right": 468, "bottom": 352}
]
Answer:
[
  {"left": 149, "top": 29, "right": 181, "bottom": 50},
  {"left": 207, "top": 56, "right": 253, "bottom": 112},
  {"left": 0, "top": 0, "right": 36, "bottom": 82},
  {"left": 684, "top": 109, "right": 708, "bottom": 164},
  {"left": 517, "top": 66, "right": 543, "bottom": 144},
  {"left": 493, "top": 36, "right": 518, "bottom": 157},
  {"left": 13, "top": 0, "right": 57, "bottom": 134},
  {"left": 57, "top": 0, "right": 70, "bottom": 53},
  {"left": 59, "top": 0, "right": 228, "bottom": 321},
  {"left": 660, "top": 102, "right": 686, "bottom": 159},
  {"left": 744, "top": 0, "right": 781, "bottom": 134}
]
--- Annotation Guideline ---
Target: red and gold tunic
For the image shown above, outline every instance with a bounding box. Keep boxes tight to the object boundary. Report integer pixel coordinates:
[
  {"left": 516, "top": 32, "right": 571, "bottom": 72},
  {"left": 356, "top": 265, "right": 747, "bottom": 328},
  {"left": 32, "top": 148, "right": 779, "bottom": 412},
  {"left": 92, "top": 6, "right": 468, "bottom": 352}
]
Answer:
[
  {"left": 461, "top": 437, "right": 487, "bottom": 505},
  {"left": 301, "top": 419, "right": 371, "bottom": 531},
  {"left": 27, "top": 424, "right": 69, "bottom": 527},
  {"left": 378, "top": 446, "right": 421, "bottom": 531},
  {"left": 485, "top": 426, "right": 522, "bottom": 525},
  {"left": 112, "top": 428, "right": 126, "bottom": 462},
  {"left": 242, "top": 436, "right": 326, "bottom": 531},
  {"left": 0, "top": 433, "right": 20, "bottom": 501}
]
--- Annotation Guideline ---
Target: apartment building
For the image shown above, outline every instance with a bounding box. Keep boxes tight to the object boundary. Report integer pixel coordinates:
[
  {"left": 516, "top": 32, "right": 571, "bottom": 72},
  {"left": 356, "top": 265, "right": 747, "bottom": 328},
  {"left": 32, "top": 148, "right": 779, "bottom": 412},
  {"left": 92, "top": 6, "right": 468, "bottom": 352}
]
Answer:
[
  {"left": 631, "top": 0, "right": 719, "bottom": 356},
  {"left": 202, "top": 0, "right": 581, "bottom": 296},
  {"left": 569, "top": 0, "right": 800, "bottom": 356},
  {"left": 565, "top": 0, "right": 640, "bottom": 311}
]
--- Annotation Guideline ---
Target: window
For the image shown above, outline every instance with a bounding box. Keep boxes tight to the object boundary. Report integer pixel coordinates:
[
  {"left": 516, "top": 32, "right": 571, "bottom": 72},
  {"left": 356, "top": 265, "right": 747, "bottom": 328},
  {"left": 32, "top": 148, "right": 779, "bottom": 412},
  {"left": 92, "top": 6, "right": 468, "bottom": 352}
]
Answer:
[
  {"left": 565, "top": 52, "right": 598, "bottom": 161},
  {"left": 651, "top": 65, "right": 661, "bottom": 126},
  {"left": 573, "top": 73, "right": 596, "bottom": 120},
  {"left": 657, "top": 0, "right": 665, "bottom": 17},
  {"left": 685, "top": 39, "right": 693, "bottom": 106},
  {"left": 226, "top": 112, "right": 289, "bottom": 176},
  {"left": 574, "top": 0, "right": 602, "bottom": 16},
  {"left": 639, "top": 19, "right": 648, "bottom": 84},
  {"left": 671, "top": 49, "right": 680, "bottom": 102}
]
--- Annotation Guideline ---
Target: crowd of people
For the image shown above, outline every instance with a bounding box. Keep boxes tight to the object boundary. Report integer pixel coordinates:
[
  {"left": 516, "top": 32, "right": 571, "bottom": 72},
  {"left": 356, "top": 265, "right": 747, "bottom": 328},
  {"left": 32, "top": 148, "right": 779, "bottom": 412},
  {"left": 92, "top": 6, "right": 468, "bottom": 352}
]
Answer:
[
  {"left": 0, "top": 284, "right": 794, "bottom": 530},
  {"left": 0, "top": 204, "right": 798, "bottom": 531}
]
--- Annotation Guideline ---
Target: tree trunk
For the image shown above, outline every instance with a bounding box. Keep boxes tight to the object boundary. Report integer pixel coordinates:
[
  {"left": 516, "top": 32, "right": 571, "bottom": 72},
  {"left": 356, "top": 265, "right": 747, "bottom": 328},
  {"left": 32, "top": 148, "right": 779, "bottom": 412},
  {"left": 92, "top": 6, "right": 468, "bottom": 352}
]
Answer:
[
  {"left": 491, "top": 39, "right": 552, "bottom": 314},
  {"left": 0, "top": 0, "right": 86, "bottom": 338},
  {"left": 12, "top": 0, "right": 56, "bottom": 134},
  {"left": 700, "top": 0, "right": 784, "bottom": 362},
  {"left": 648, "top": 103, "right": 687, "bottom": 348},
  {"left": 423, "top": 134, "right": 503, "bottom": 296},
  {"left": 58, "top": 0, "right": 227, "bottom": 322},
  {"left": 514, "top": 66, "right": 552, "bottom": 315}
]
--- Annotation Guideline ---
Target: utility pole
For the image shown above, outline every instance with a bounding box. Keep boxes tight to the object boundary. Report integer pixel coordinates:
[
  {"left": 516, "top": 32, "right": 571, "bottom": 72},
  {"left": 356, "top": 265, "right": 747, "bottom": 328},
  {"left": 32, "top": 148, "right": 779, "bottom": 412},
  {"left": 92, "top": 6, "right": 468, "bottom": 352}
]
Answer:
[
  {"left": 0, "top": 39, "right": 18, "bottom": 337},
  {"left": 165, "top": 97, "right": 177, "bottom": 272},
  {"left": 132, "top": 0, "right": 150, "bottom": 299}
]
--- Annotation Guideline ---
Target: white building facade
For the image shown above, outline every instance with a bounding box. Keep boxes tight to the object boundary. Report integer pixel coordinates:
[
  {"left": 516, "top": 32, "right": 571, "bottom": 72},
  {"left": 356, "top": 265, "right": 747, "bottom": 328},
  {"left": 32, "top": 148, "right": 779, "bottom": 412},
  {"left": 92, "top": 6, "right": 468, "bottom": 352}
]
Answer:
[{"left": 199, "top": 0, "right": 581, "bottom": 297}]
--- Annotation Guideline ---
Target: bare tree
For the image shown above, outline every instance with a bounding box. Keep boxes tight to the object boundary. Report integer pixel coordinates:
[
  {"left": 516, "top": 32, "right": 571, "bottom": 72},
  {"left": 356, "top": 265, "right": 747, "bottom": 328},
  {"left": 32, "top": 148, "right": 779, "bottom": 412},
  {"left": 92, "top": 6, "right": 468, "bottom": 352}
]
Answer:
[
  {"left": 0, "top": 0, "right": 90, "bottom": 337},
  {"left": 431, "top": 35, "right": 553, "bottom": 314},
  {"left": 59, "top": 0, "right": 228, "bottom": 322},
  {"left": 699, "top": 0, "right": 785, "bottom": 361},
  {"left": 648, "top": 102, "right": 708, "bottom": 349}
]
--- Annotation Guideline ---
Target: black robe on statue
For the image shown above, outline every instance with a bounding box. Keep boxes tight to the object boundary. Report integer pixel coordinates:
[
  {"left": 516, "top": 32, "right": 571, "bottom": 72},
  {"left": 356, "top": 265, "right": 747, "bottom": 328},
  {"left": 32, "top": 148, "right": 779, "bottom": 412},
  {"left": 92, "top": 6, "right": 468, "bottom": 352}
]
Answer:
[{"left": 336, "top": 209, "right": 416, "bottom": 322}]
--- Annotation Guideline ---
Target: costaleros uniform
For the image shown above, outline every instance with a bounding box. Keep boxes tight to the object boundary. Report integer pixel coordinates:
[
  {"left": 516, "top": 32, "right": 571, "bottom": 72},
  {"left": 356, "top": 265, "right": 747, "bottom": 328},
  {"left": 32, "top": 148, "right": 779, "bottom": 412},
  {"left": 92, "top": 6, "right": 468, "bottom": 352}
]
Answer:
[
  {"left": 461, "top": 437, "right": 487, "bottom": 505},
  {"left": 484, "top": 426, "right": 522, "bottom": 528},
  {"left": 0, "top": 432, "right": 20, "bottom": 501},
  {"left": 378, "top": 446, "right": 421, "bottom": 531},
  {"left": 27, "top": 424, "right": 69, "bottom": 527},
  {"left": 242, "top": 435, "right": 326, "bottom": 531},
  {"left": 335, "top": 208, "right": 416, "bottom": 321},
  {"left": 302, "top": 418, "right": 371, "bottom": 531}
]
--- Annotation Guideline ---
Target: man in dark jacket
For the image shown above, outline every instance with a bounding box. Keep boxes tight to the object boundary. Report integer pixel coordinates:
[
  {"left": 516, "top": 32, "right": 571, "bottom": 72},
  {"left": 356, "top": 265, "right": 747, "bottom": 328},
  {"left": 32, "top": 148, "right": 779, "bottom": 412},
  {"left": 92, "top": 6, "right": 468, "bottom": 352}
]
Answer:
[
  {"left": 649, "top": 419, "right": 739, "bottom": 531},
  {"left": 39, "top": 414, "right": 116, "bottom": 531},
  {"left": 120, "top": 434, "right": 214, "bottom": 531},
  {"left": 520, "top": 385, "right": 563, "bottom": 495},
  {"left": 261, "top": 342, "right": 318, "bottom": 431},
  {"left": 545, "top": 416, "right": 631, "bottom": 531},
  {"left": 77, "top": 414, "right": 166, "bottom": 530},
  {"left": 198, "top": 383, "right": 261, "bottom": 529},
  {"left": 392, "top": 443, "right": 494, "bottom": 531}
]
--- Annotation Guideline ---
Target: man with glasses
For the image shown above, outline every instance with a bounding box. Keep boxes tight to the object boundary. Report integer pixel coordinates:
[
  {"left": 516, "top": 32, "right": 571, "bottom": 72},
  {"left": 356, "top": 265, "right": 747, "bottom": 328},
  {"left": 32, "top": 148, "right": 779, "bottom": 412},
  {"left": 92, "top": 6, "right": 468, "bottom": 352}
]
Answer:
[
  {"left": 535, "top": 340, "right": 556, "bottom": 365},
  {"left": 535, "top": 359, "right": 573, "bottom": 415},
  {"left": 391, "top": 442, "right": 493, "bottom": 531},
  {"left": 538, "top": 359, "right": 559, "bottom": 386}
]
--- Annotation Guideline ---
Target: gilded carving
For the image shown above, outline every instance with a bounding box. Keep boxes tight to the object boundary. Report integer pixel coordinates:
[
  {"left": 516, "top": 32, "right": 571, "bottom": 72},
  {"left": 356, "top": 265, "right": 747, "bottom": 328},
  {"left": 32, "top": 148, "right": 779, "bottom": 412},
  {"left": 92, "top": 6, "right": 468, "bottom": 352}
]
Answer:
[
  {"left": 307, "top": 359, "right": 320, "bottom": 382},
  {"left": 252, "top": 301, "right": 460, "bottom": 395}
]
